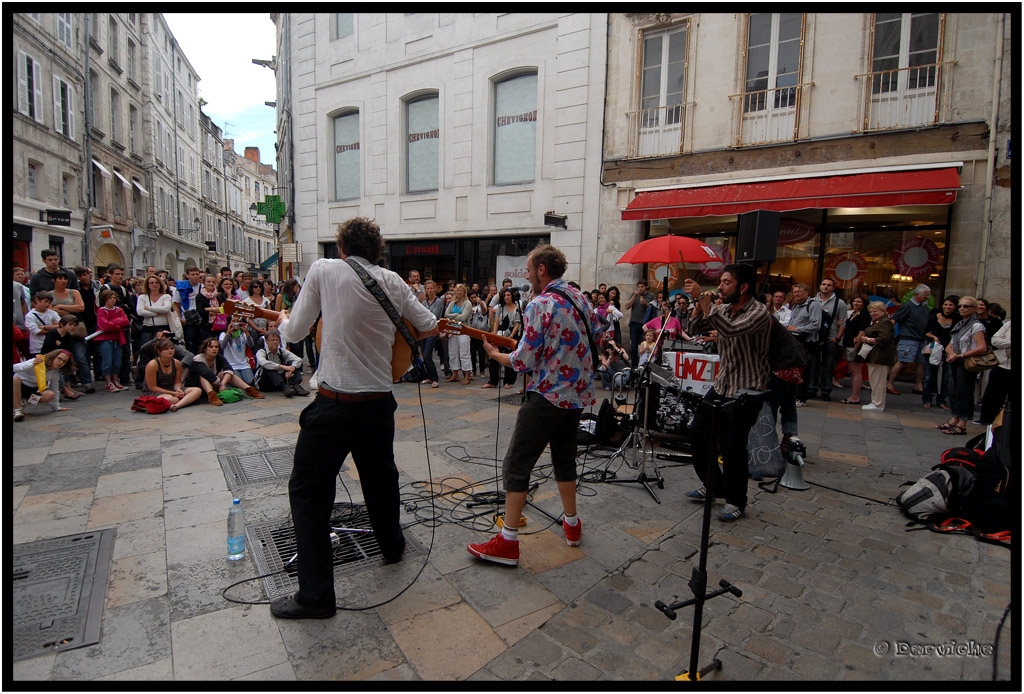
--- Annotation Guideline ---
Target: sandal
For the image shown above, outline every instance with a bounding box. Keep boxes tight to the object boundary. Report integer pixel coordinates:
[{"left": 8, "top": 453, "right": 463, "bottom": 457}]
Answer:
[
  {"left": 886, "top": 386, "right": 900, "bottom": 395},
  {"left": 430, "top": 381, "right": 439, "bottom": 388},
  {"left": 935, "top": 422, "right": 956, "bottom": 430},
  {"left": 62, "top": 391, "right": 81, "bottom": 400},
  {"left": 504, "top": 384, "right": 512, "bottom": 389},
  {"left": 838, "top": 398, "right": 860, "bottom": 405},
  {"left": 445, "top": 374, "right": 458, "bottom": 382},
  {"left": 481, "top": 384, "right": 496, "bottom": 389},
  {"left": 923, "top": 403, "right": 932, "bottom": 409},
  {"left": 943, "top": 425, "right": 967, "bottom": 435},
  {"left": 938, "top": 403, "right": 950, "bottom": 410}
]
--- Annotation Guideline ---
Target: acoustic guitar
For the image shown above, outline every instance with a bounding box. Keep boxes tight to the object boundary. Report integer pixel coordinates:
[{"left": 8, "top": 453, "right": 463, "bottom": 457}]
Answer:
[
  {"left": 223, "top": 299, "right": 420, "bottom": 382},
  {"left": 437, "top": 318, "right": 519, "bottom": 351}
]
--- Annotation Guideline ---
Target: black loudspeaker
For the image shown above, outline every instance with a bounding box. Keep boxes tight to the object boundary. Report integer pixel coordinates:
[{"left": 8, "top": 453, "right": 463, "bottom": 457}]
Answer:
[{"left": 736, "top": 210, "right": 780, "bottom": 265}]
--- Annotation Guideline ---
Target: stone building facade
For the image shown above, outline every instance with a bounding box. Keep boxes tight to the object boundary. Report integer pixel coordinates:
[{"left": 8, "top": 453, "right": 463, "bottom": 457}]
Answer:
[
  {"left": 274, "top": 12, "right": 608, "bottom": 287},
  {"left": 600, "top": 12, "right": 1012, "bottom": 311}
]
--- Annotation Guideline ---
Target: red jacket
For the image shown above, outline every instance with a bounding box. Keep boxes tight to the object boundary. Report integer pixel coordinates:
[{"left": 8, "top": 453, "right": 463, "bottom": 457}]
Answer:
[{"left": 96, "top": 306, "right": 130, "bottom": 345}]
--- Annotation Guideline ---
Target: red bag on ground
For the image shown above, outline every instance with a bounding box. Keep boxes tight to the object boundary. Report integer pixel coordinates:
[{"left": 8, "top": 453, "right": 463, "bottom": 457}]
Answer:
[{"left": 131, "top": 396, "right": 171, "bottom": 414}]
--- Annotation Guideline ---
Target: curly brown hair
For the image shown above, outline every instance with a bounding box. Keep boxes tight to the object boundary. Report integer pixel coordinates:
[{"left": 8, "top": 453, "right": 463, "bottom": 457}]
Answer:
[
  {"left": 336, "top": 217, "right": 382, "bottom": 264},
  {"left": 530, "top": 244, "right": 567, "bottom": 280}
]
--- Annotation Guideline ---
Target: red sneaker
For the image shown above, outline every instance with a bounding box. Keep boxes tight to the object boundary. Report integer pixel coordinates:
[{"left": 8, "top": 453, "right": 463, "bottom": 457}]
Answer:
[
  {"left": 563, "top": 518, "right": 582, "bottom": 547},
  {"left": 467, "top": 534, "right": 519, "bottom": 566}
]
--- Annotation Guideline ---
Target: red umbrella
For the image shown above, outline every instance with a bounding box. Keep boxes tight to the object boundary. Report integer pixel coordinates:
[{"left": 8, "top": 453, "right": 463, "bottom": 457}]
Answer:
[
  {"left": 616, "top": 235, "right": 723, "bottom": 293},
  {"left": 616, "top": 235, "right": 722, "bottom": 265}
]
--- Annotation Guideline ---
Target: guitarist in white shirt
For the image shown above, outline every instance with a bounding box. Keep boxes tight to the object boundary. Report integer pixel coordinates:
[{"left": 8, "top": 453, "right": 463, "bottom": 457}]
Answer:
[{"left": 269, "top": 217, "right": 438, "bottom": 620}]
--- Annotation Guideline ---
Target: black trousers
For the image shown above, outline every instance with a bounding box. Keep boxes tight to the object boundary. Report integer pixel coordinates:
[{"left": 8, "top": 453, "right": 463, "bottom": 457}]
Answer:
[
  {"left": 979, "top": 367, "right": 1010, "bottom": 424},
  {"left": 487, "top": 347, "right": 517, "bottom": 386},
  {"left": 289, "top": 393, "right": 402, "bottom": 608},
  {"left": 688, "top": 388, "right": 761, "bottom": 511},
  {"left": 256, "top": 367, "right": 303, "bottom": 391}
]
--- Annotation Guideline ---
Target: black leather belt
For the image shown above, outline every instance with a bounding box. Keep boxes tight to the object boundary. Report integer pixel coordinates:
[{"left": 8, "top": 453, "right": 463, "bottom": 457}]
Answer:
[{"left": 317, "top": 387, "right": 388, "bottom": 402}]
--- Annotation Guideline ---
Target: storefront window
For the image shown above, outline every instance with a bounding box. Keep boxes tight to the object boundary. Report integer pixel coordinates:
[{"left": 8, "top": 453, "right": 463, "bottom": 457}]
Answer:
[{"left": 651, "top": 204, "right": 949, "bottom": 303}]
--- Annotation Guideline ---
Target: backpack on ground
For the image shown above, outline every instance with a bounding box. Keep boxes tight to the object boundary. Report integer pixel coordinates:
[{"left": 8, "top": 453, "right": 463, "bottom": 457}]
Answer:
[{"left": 895, "top": 446, "right": 981, "bottom": 522}]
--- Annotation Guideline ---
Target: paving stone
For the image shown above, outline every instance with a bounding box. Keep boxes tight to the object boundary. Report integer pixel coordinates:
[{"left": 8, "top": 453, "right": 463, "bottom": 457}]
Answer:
[
  {"left": 744, "top": 634, "right": 794, "bottom": 664},
  {"left": 549, "top": 656, "right": 603, "bottom": 680},
  {"left": 758, "top": 573, "right": 805, "bottom": 599},
  {"left": 541, "top": 620, "right": 603, "bottom": 655},
  {"left": 51, "top": 597, "right": 172, "bottom": 681},
  {"left": 584, "top": 586, "right": 634, "bottom": 615}
]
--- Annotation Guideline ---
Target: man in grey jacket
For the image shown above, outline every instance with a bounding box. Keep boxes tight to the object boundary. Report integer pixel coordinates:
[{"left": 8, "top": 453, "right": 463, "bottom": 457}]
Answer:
[
  {"left": 255, "top": 330, "right": 308, "bottom": 396},
  {"left": 786, "top": 283, "right": 821, "bottom": 406},
  {"left": 808, "top": 279, "right": 847, "bottom": 402}
]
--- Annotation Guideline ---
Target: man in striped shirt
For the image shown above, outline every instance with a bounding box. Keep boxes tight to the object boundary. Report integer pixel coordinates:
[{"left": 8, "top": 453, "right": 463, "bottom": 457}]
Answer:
[{"left": 683, "top": 264, "right": 771, "bottom": 522}]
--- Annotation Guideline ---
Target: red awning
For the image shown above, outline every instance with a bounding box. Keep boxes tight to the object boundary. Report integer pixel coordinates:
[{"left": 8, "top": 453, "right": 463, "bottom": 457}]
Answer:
[{"left": 622, "top": 167, "right": 961, "bottom": 221}]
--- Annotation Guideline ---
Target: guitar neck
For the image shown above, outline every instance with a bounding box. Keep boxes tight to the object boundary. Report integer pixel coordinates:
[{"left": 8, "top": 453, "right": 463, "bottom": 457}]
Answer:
[
  {"left": 222, "top": 299, "right": 282, "bottom": 322},
  {"left": 439, "top": 319, "right": 518, "bottom": 350}
]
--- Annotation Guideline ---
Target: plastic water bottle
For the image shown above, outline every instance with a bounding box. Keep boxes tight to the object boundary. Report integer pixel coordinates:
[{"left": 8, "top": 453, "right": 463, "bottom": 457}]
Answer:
[{"left": 227, "top": 498, "right": 246, "bottom": 561}]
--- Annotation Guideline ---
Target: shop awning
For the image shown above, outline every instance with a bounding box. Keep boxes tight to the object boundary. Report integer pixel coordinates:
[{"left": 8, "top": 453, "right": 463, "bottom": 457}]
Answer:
[
  {"left": 260, "top": 252, "right": 279, "bottom": 270},
  {"left": 132, "top": 179, "right": 149, "bottom": 197},
  {"left": 91, "top": 159, "right": 112, "bottom": 179},
  {"left": 112, "top": 170, "right": 132, "bottom": 190},
  {"left": 621, "top": 165, "right": 962, "bottom": 221}
]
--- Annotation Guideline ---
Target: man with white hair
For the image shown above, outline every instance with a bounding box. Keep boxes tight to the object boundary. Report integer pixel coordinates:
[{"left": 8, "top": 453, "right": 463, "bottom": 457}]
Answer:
[{"left": 886, "top": 284, "right": 931, "bottom": 395}]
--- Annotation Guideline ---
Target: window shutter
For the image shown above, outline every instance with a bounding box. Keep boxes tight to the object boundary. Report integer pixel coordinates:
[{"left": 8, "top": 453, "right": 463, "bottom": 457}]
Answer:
[
  {"left": 53, "top": 75, "right": 61, "bottom": 132},
  {"left": 32, "top": 58, "right": 44, "bottom": 123},
  {"left": 18, "top": 51, "right": 29, "bottom": 115},
  {"left": 67, "top": 85, "right": 75, "bottom": 140}
]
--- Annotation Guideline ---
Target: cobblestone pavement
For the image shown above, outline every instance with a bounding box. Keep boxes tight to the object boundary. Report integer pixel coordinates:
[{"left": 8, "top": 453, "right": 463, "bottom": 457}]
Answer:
[{"left": 11, "top": 368, "right": 1013, "bottom": 684}]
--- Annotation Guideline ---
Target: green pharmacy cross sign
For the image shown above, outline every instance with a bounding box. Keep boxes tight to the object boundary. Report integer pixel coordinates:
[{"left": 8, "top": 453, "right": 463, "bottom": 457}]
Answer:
[{"left": 257, "top": 195, "right": 287, "bottom": 225}]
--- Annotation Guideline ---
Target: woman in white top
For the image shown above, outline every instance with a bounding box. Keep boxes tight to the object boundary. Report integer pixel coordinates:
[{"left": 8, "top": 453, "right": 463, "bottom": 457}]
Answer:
[
  {"left": 443, "top": 284, "right": 473, "bottom": 384},
  {"left": 137, "top": 275, "right": 174, "bottom": 348},
  {"left": 243, "top": 280, "right": 272, "bottom": 343},
  {"left": 218, "top": 318, "right": 257, "bottom": 385}
]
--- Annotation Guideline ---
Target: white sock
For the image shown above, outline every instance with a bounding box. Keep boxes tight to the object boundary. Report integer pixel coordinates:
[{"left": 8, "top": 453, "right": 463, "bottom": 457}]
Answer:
[
  {"left": 563, "top": 514, "right": 579, "bottom": 527},
  {"left": 501, "top": 526, "right": 518, "bottom": 542}
]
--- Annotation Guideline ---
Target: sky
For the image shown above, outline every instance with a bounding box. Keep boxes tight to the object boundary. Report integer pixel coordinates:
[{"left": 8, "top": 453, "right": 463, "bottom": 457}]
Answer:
[{"left": 163, "top": 13, "right": 278, "bottom": 166}]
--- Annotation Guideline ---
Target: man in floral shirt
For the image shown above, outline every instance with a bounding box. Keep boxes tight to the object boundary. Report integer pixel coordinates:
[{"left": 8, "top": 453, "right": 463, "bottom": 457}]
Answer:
[{"left": 469, "top": 244, "right": 606, "bottom": 567}]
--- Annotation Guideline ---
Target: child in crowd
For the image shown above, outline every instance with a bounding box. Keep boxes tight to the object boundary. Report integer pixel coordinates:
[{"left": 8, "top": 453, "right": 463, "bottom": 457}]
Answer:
[
  {"left": 638, "top": 329, "right": 658, "bottom": 367},
  {"left": 24, "top": 291, "right": 61, "bottom": 357},
  {"left": 13, "top": 349, "right": 72, "bottom": 421}
]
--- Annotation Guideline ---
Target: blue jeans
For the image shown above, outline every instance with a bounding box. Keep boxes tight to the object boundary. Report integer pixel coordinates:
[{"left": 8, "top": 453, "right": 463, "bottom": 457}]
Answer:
[
  {"left": 418, "top": 336, "right": 439, "bottom": 382},
  {"left": 289, "top": 393, "right": 402, "bottom": 608},
  {"left": 949, "top": 360, "right": 977, "bottom": 422},
  {"left": 599, "top": 364, "right": 630, "bottom": 390},
  {"left": 70, "top": 339, "right": 92, "bottom": 384},
  {"left": 97, "top": 340, "right": 123, "bottom": 378},
  {"left": 808, "top": 341, "right": 837, "bottom": 396},
  {"left": 629, "top": 322, "right": 645, "bottom": 369},
  {"left": 922, "top": 360, "right": 949, "bottom": 406}
]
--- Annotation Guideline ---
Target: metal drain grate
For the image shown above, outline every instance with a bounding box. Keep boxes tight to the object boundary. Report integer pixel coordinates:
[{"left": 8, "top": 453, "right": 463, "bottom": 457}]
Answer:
[
  {"left": 493, "top": 392, "right": 526, "bottom": 406},
  {"left": 246, "top": 505, "right": 426, "bottom": 600},
  {"left": 219, "top": 446, "right": 295, "bottom": 490},
  {"left": 12, "top": 529, "right": 115, "bottom": 662}
]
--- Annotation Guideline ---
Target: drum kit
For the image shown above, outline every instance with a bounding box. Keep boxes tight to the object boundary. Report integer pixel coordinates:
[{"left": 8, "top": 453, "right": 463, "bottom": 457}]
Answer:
[{"left": 593, "top": 323, "right": 704, "bottom": 503}]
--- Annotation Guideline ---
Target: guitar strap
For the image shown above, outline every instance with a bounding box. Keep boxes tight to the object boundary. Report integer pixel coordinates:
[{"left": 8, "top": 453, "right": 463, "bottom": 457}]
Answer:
[
  {"left": 343, "top": 258, "right": 427, "bottom": 379},
  {"left": 546, "top": 287, "right": 601, "bottom": 369}
]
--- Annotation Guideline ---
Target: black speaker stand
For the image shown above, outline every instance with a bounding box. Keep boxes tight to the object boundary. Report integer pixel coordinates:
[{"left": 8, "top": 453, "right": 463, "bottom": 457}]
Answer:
[{"left": 653, "top": 393, "right": 744, "bottom": 681}]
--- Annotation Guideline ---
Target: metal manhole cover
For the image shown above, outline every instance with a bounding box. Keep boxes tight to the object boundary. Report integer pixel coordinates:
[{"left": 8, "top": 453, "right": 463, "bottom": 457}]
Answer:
[
  {"left": 12, "top": 529, "right": 115, "bottom": 662},
  {"left": 246, "top": 505, "right": 427, "bottom": 600},
  {"left": 219, "top": 446, "right": 295, "bottom": 490}
]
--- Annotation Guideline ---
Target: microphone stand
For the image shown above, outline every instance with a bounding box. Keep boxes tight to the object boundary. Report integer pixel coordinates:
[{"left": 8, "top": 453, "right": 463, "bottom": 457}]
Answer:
[{"left": 594, "top": 320, "right": 671, "bottom": 502}]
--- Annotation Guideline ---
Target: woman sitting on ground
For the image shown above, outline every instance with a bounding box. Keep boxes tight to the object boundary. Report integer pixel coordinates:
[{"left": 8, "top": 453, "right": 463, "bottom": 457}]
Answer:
[
  {"left": 219, "top": 318, "right": 257, "bottom": 385},
  {"left": 598, "top": 339, "right": 631, "bottom": 391},
  {"left": 13, "top": 349, "right": 72, "bottom": 421},
  {"left": 144, "top": 338, "right": 202, "bottom": 411},
  {"left": 186, "top": 337, "right": 264, "bottom": 406}
]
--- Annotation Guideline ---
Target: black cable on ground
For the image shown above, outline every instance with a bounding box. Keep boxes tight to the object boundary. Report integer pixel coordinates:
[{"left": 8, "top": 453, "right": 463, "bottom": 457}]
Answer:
[{"left": 992, "top": 602, "right": 1010, "bottom": 681}]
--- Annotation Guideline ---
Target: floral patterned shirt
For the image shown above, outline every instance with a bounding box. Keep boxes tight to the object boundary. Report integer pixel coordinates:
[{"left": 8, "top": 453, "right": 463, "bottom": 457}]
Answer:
[{"left": 509, "top": 279, "right": 606, "bottom": 409}]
